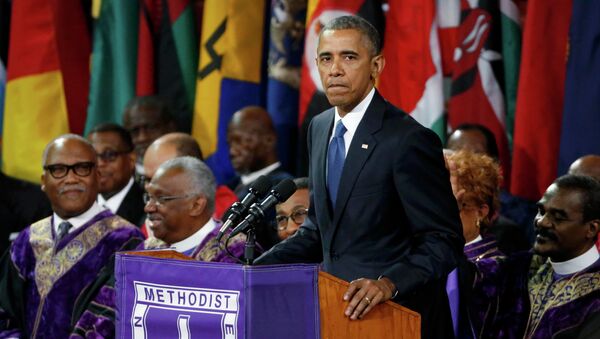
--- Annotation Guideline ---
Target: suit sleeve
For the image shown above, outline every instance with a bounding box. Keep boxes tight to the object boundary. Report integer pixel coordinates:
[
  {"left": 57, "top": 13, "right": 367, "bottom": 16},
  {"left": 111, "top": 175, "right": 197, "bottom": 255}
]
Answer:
[
  {"left": 383, "top": 126, "right": 464, "bottom": 296},
  {"left": 254, "top": 118, "right": 324, "bottom": 265}
]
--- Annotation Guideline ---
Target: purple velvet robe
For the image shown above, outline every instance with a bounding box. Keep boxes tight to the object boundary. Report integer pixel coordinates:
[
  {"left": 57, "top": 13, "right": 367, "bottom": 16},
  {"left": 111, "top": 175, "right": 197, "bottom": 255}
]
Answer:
[
  {"left": 0, "top": 210, "right": 143, "bottom": 339},
  {"left": 71, "top": 221, "right": 250, "bottom": 338},
  {"left": 470, "top": 251, "right": 600, "bottom": 338},
  {"left": 464, "top": 235, "right": 503, "bottom": 262}
]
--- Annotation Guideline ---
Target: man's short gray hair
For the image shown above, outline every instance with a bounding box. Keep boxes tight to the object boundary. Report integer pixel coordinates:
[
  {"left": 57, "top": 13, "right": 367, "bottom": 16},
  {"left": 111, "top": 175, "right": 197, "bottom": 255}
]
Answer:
[
  {"left": 158, "top": 156, "right": 217, "bottom": 214},
  {"left": 320, "top": 15, "right": 381, "bottom": 56},
  {"left": 42, "top": 134, "right": 95, "bottom": 166}
]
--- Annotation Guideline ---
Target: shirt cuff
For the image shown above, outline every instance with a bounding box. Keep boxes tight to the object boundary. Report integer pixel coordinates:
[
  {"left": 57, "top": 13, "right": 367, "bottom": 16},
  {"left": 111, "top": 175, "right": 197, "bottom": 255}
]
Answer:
[{"left": 378, "top": 275, "right": 399, "bottom": 299}]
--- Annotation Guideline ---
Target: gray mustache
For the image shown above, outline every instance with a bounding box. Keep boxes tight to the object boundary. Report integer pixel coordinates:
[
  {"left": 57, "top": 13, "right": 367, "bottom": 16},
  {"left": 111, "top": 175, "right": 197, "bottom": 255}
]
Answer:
[{"left": 58, "top": 184, "right": 86, "bottom": 194}]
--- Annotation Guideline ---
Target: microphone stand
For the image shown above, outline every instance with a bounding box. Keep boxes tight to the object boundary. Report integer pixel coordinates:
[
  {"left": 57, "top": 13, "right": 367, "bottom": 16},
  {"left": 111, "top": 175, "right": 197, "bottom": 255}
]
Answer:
[{"left": 243, "top": 227, "right": 257, "bottom": 265}]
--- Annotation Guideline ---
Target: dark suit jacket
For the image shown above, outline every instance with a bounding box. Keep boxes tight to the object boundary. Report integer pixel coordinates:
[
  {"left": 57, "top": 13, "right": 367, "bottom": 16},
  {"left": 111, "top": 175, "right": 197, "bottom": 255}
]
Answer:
[
  {"left": 256, "top": 91, "right": 464, "bottom": 338},
  {"left": 115, "top": 181, "right": 145, "bottom": 227}
]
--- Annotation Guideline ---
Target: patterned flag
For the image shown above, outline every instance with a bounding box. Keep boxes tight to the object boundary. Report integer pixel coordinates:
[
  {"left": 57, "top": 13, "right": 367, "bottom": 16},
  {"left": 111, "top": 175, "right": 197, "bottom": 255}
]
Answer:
[
  {"left": 379, "top": 0, "right": 445, "bottom": 139},
  {"left": 192, "top": 0, "right": 267, "bottom": 184},
  {"left": 447, "top": 0, "right": 522, "bottom": 187},
  {"left": 2, "top": 0, "right": 91, "bottom": 182},
  {"left": 267, "top": 0, "right": 307, "bottom": 173},
  {"left": 510, "top": 0, "right": 572, "bottom": 200}
]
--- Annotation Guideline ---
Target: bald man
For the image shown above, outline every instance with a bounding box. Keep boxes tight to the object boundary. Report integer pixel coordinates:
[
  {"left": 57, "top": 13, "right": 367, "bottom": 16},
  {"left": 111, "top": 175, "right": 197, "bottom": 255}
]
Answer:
[
  {"left": 226, "top": 106, "right": 293, "bottom": 249},
  {"left": 0, "top": 134, "right": 143, "bottom": 338},
  {"left": 569, "top": 155, "right": 600, "bottom": 181},
  {"left": 143, "top": 133, "right": 237, "bottom": 221}
]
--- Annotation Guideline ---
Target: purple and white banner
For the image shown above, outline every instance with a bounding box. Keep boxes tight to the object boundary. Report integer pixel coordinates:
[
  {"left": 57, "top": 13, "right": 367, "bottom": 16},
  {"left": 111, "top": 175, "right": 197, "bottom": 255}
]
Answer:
[{"left": 116, "top": 253, "right": 320, "bottom": 339}]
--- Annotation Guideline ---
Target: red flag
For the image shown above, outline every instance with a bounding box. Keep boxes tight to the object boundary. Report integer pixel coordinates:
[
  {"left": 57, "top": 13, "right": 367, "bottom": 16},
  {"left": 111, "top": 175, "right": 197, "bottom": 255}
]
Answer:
[{"left": 510, "top": 0, "right": 572, "bottom": 200}]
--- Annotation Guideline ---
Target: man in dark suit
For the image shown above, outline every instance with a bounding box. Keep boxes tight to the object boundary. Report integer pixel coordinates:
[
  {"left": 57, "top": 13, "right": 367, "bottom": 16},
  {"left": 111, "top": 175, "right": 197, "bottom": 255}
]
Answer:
[
  {"left": 255, "top": 15, "right": 463, "bottom": 338},
  {"left": 87, "top": 123, "right": 145, "bottom": 226}
]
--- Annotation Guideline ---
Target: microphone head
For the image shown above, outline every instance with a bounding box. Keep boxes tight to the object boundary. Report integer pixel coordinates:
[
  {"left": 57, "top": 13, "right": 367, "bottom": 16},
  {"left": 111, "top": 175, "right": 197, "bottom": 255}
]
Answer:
[
  {"left": 273, "top": 179, "right": 297, "bottom": 202},
  {"left": 249, "top": 175, "right": 271, "bottom": 197}
]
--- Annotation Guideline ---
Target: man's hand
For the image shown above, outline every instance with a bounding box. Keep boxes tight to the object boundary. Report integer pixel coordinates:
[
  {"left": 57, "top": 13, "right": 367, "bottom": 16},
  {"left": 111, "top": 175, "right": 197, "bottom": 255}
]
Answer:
[{"left": 343, "top": 277, "right": 396, "bottom": 320}]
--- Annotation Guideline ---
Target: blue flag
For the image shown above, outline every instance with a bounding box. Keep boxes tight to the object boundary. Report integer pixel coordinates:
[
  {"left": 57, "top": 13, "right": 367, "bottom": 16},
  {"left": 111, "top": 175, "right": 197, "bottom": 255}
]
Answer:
[{"left": 558, "top": 0, "right": 600, "bottom": 174}]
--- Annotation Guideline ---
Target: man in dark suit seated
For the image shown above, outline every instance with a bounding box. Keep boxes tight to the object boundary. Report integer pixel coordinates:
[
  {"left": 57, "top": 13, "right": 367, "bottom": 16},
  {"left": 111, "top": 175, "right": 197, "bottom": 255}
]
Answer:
[
  {"left": 87, "top": 123, "right": 145, "bottom": 226},
  {"left": 255, "top": 15, "right": 463, "bottom": 339},
  {"left": 226, "top": 106, "right": 293, "bottom": 249}
]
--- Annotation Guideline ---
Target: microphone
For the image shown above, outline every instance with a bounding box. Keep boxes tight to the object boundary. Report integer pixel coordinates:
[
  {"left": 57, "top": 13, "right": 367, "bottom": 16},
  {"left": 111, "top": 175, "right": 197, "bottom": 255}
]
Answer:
[
  {"left": 228, "top": 179, "right": 297, "bottom": 239},
  {"left": 215, "top": 175, "right": 272, "bottom": 242}
]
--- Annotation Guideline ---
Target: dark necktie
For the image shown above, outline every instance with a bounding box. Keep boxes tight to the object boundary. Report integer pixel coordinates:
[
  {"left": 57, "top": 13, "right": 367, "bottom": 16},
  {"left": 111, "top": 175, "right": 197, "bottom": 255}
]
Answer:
[
  {"left": 56, "top": 221, "right": 73, "bottom": 242},
  {"left": 327, "top": 120, "right": 347, "bottom": 205}
]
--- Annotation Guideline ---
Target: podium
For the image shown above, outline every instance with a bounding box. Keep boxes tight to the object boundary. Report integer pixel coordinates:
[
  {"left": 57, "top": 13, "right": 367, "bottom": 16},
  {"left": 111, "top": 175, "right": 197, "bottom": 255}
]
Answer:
[{"left": 115, "top": 251, "right": 420, "bottom": 339}]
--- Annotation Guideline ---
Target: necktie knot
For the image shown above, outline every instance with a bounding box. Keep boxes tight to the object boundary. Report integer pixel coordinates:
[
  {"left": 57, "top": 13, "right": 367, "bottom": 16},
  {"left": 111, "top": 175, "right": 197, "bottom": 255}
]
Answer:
[
  {"left": 334, "top": 121, "right": 347, "bottom": 138},
  {"left": 56, "top": 221, "right": 73, "bottom": 242}
]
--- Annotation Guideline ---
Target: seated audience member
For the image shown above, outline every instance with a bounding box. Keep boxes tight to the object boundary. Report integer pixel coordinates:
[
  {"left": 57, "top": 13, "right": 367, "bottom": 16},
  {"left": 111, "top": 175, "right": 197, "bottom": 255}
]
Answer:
[
  {"left": 72, "top": 157, "right": 247, "bottom": 338},
  {"left": 447, "top": 123, "right": 536, "bottom": 245},
  {"left": 568, "top": 154, "right": 600, "bottom": 250},
  {"left": 0, "top": 172, "right": 51, "bottom": 256},
  {"left": 275, "top": 177, "right": 309, "bottom": 241},
  {"left": 0, "top": 134, "right": 143, "bottom": 338},
  {"left": 143, "top": 133, "right": 237, "bottom": 221},
  {"left": 568, "top": 154, "right": 600, "bottom": 180},
  {"left": 122, "top": 96, "right": 177, "bottom": 173},
  {"left": 226, "top": 106, "right": 293, "bottom": 248},
  {"left": 87, "top": 123, "right": 145, "bottom": 226},
  {"left": 469, "top": 175, "right": 600, "bottom": 338},
  {"left": 446, "top": 150, "right": 504, "bottom": 338},
  {"left": 447, "top": 150, "right": 526, "bottom": 256}
]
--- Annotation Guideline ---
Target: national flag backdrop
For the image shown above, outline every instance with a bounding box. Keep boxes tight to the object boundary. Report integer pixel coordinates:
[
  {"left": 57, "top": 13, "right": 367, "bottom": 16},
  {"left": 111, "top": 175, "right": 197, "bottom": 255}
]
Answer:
[
  {"left": 2, "top": 0, "right": 91, "bottom": 183},
  {"left": 192, "top": 0, "right": 267, "bottom": 184},
  {"left": 379, "top": 0, "right": 445, "bottom": 140},
  {"left": 510, "top": 0, "right": 572, "bottom": 200},
  {"left": 447, "top": 0, "right": 522, "bottom": 188}
]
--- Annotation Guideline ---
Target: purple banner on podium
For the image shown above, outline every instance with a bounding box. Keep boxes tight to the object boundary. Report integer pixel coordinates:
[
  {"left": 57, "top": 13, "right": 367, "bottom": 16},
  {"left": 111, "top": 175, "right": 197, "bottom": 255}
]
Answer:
[{"left": 115, "top": 254, "right": 320, "bottom": 339}]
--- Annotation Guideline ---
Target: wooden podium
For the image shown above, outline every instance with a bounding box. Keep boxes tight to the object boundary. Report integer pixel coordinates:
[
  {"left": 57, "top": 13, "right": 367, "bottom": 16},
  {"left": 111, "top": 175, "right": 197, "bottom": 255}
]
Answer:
[
  {"left": 118, "top": 251, "right": 420, "bottom": 339},
  {"left": 318, "top": 271, "right": 420, "bottom": 339}
]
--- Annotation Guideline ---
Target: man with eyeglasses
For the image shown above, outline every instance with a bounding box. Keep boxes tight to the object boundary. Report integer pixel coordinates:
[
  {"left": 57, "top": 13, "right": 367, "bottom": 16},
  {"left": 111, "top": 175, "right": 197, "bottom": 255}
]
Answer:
[
  {"left": 275, "top": 177, "right": 309, "bottom": 241},
  {"left": 0, "top": 134, "right": 144, "bottom": 338},
  {"left": 88, "top": 122, "right": 145, "bottom": 226}
]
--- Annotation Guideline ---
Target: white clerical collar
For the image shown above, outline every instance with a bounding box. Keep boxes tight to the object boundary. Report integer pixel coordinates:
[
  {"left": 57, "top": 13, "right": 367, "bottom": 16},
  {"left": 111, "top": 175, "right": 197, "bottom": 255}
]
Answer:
[
  {"left": 97, "top": 177, "right": 135, "bottom": 214},
  {"left": 464, "top": 235, "right": 483, "bottom": 247},
  {"left": 169, "top": 219, "right": 218, "bottom": 254},
  {"left": 241, "top": 162, "right": 281, "bottom": 186},
  {"left": 550, "top": 245, "right": 600, "bottom": 275},
  {"left": 53, "top": 202, "right": 106, "bottom": 234},
  {"left": 332, "top": 87, "right": 375, "bottom": 156}
]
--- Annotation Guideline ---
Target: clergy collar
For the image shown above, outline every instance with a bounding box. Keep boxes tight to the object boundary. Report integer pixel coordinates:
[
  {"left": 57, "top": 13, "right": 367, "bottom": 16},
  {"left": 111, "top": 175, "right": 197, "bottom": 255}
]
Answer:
[
  {"left": 169, "top": 218, "right": 217, "bottom": 254},
  {"left": 550, "top": 245, "right": 600, "bottom": 276},
  {"left": 53, "top": 202, "right": 106, "bottom": 233},
  {"left": 464, "top": 234, "right": 483, "bottom": 247},
  {"left": 240, "top": 162, "right": 281, "bottom": 186}
]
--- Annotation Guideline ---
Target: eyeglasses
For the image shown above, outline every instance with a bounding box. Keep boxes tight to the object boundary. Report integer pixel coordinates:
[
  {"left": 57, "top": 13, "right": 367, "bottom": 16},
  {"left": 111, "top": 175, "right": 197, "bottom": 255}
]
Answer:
[
  {"left": 143, "top": 192, "right": 196, "bottom": 206},
  {"left": 275, "top": 208, "right": 308, "bottom": 231},
  {"left": 97, "top": 149, "right": 131, "bottom": 162},
  {"left": 43, "top": 162, "right": 96, "bottom": 179}
]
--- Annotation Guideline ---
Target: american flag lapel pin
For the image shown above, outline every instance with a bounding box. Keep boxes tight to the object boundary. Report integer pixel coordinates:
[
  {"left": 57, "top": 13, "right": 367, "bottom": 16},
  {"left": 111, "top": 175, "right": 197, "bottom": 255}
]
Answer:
[{"left": 361, "top": 144, "right": 368, "bottom": 149}]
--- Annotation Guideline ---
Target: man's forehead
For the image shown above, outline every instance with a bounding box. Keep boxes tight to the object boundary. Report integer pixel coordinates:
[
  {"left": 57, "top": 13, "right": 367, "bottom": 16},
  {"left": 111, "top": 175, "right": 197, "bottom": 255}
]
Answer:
[
  {"left": 46, "top": 139, "right": 95, "bottom": 163},
  {"left": 540, "top": 185, "right": 583, "bottom": 212}
]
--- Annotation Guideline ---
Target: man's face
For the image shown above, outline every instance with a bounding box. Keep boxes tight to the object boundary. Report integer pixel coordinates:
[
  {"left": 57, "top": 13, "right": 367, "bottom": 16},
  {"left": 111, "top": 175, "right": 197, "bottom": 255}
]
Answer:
[
  {"left": 275, "top": 188, "right": 309, "bottom": 240},
  {"left": 446, "top": 130, "right": 488, "bottom": 155},
  {"left": 227, "top": 120, "right": 268, "bottom": 174},
  {"left": 142, "top": 143, "right": 179, "bottom": 191},
  {"left": 534, "top": 184, "right": 595, "bottom": 262},
  {"left": 42, "top": 138, "right": 99, "bottom": 219},
  {"left": 144, "top": 168, "right": 197, "bottom": 244},
  {"left": 88, "top": 131, "right": 135, "bottom": 197},
  {"left": 123, "top": 106, "right": 172, "bottom": 160},
  {"left": 316, "top": 29, "right": 383, "bottom": 116}
]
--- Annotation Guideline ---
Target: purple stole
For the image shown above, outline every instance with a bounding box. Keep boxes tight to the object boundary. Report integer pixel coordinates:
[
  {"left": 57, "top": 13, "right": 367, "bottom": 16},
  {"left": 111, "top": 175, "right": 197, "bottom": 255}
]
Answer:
[
  {"left": 5, "top": 210, "right": 141, "bottom": 338},
  {"left": 471, "top": 252, "right": 600, "bottom": 338}
]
